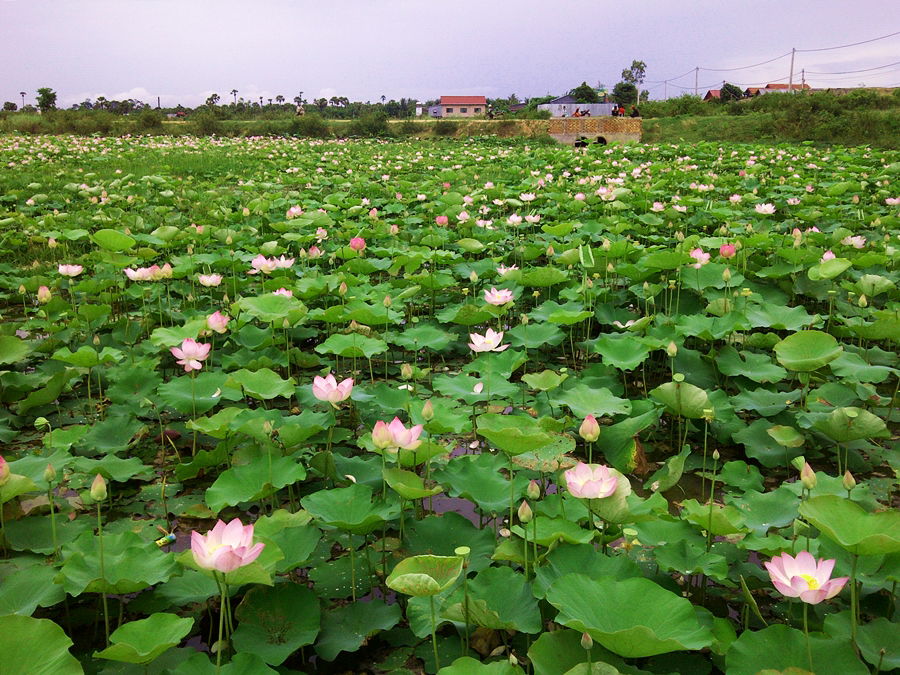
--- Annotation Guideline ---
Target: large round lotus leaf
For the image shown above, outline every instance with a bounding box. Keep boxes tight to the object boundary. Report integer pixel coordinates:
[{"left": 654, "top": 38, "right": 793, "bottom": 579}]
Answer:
[
  {"left": 227, "top": 368, "right": 295, "bottom": 400},
  {"left": 441, "top": 566, "right": 542, "bottom": 633},
  {"left": 386, "top": 554, "right": 463, "bottom": 597},
  {"left": 94, "top": 613, "right": 194, "bottom": 665},
  {"left": 315, "top": 332, "right": 389, "bottom": 358},
  {"left": 0, "top": 615, "right": 83, "bottom": 674},
  {"left": 92, "top": 228, "right": 135, "bottom": 251},
  {"left": 235, "top": 294, "right": 305, "bottom": 323},
  {"left": 232, "top": 585, "right": 320, "bottom": 665},
  {"left": 812, "top": 406, "right": 889, "bottom": 443},
  {"left": 649, "top": 380, "right": 710, "bottom": 419},
  {"left": 477, "top": 413, "right": 554, "bottom": 455},
  {"left": 726, "top": 624, "right": 867, "bottom": 675},
  {"left": 437, "top": 656, "right": 525, "bottom": 674},
  {"left": 773, "top": 330, "right": 843, "bottom": 372},
  {"left": 551, "top": 384, "right": 631, "bottom": 418},
  {"left": 799, "top": 495, "right": 900, "bottom": 556},
  {"left": 0, "top": 335, "right": 32, "bottom": 365},
  {"left": 383, "top": 467, "right": 443, "bottom": 500},
  {"left": 545, "top": 574, "right": 713, "bottom": 657},
  {"left": 528, "top": 629, "right": 630, "bottom": 675},
  {"left": 301, "top": 483, "right": 400, "bottom": 534}
]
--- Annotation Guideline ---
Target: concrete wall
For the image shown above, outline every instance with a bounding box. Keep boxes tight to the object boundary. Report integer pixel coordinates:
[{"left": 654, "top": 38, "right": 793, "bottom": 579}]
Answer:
[
  {"left": 547, "top": 117, "right": 642, "bottom": 144},
  {"left": 441, "top": 103, "right": 486, "bottom": 118},
  {"left": 538, "top": 103, "right": 615, "bottom": 117}
]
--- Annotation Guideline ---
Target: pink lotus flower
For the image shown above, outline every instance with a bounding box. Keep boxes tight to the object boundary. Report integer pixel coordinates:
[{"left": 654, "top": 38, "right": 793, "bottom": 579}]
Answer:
[
  {"left": 765, "top": 551, "right": 848, "bottom": 605},
  {"left": 0, "top": 455, "right": 9, "bottom": 486},
  {"left": 349, "top": 237, "right": 366, "bottom": 252},
  {"left": 650, "top": 202, "right": 665, "bottom": 212},
  {"left": 312, "top": 373, "right": 353, "bottom": 406},
  {"left": 574, "top": 193, "right": 586, "bottom": 201},
  {"left": 307, "top": 245, "right": 323, "bottom": 259},
  {"left": 315, "top": 227, "right": 328, "bottom": 241},
  {"left": 37, "top": 286, "right": 52, "bottom": 304},
  {"left": 150, "top": 263, "right": 173, "bottom": 281},
  {"left": 273, "top": 288, "right": 293, "bottom": 297},
  {"left": 496, "top": 264, "right": 518, "bottom": 276},
  {"left": 372, "top": 417, "right": 423, "bottom": 451},
  {"left": 520, "top": 193, "right": 535, "bottom": 202},
  {"left": 821, "top": 250, "right": 836, "bottom": 262},
  {"left": 484, "top": 287, "right": 514, "bottom": 305},
  {"left": 729, "top": 194, "right": 742, "bottom": 203},
  {"left": 886, "top": 197, "right": 900, "bottom": 206},
  {"left": 191, "top": 518, "right": 265, "bottom": 573},
  {"left": 207, "top": 311, "right": 230, "bottom": 334},
  {"left": 435, "top": 215, "right": 449, "bottom": 226},
  {"left": 755, "top": 203, "right": 776, "bottom": 215},
  {"left": 286, "top": 205, "right": 304, "bottom": 219},
  {"left": 468, "top": 328, "right": 510, "bottom": 353},
  {"left": 170, "top": 338, "right": 211, "bottom": 372},
  {"left": 841, "top": 235, "right": 866, "bottom": 249},
  {"left": 507, "top": 214, "right": 523, "bottom": 226},
  {"left": 369, "top": 208, "right": 378, "bottom": 219},
  {"left": 124, "top": 267, "right": 153, "bottom": 281},
  {"left": 457, "top": 210, "right": 470, "bottom": 222},
  {"left": 58, "top": 264, "right": 83, "bottom": 277},
  {"left": 273, "top": 255, "right": 294, "bottom": 269},
  {"left": 719, "top": 244, "right": 736, "bottom": 259},
  {"left": 579, "top": 415, "right": 600, "bottom": 442},
  {"left": 690, "top": 248, "right": 710, "bottom": 269},
  {"left": 198, "top": 274, "right": 223, "bottom": 287},
  {"left": 525, "top": 214, "right": 541, "bottom": 224},
  {"left": 787, "top": 197, "right": 801, "bottom": 205},
  {"left": 564, "top": 462, "right": 618, "bottom": 499},
  {"left": 248, "top": 255, "right": 277, "bottom": 275}
]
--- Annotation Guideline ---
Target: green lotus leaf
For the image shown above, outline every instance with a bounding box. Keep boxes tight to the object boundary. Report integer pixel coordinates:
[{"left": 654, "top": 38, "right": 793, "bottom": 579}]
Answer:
[
  {"left": 232, "top": 585, "right": 320, "bottom": 665},
  {"left": 386, "top": 554, "right": 463, "bottom": 596},
  {"left": 799, "top": 495, "right": 900, "bottom": 556},
  {"left": 773, "top": 330, "right": 843, "bottom": 372},
  {"left": 650, "top": 380, "right": 710, "bottom": 419},
  {"left": 205, "top": 454, "right": 307, "bottom": 512},
  {"left": 726, "top": 624, "right": 867, "bottom": 675},
  {"left": 235, "top": 293, "right": 306, "bottom": 323},
  {"left": 0, "top": 335, "right": 32, "bottom": 365},
  {"left": 545, "top": 574, "right": 713, "bottom": 657},
  {"left": 521, "top": 369, "right": 568, "bottom": 391},
  {"left": 302, "top": 483, "right": 400, "bottom": 534},
  {"left": 95, "top": 613, "right": 194, "bottom": 664},
  {"left": 315, "top": 600, "right": 401, "bottom": 662},
  {"left": 228, "top": 368, "right": 295, "bottom": 400},
  {"left": 551, "top": 384, "right": 631, "bottom": 418},
  {"left": 92, "top": 228, "right": 136, "bottom": 251},
  {"left": 383, "top": 467, "right": 444, "bottom": 500},
  {"left": 477, "top": 413, "right": 554, "bottom": 455},
  {"left": 812, "top": 406, "right": 889, "bottom": 443},
  {"left": 0, "top": 615, "right": 83, "bottom": 674},
  {"left": 315, "top": 332, "right": 389, "bottom": 358}
]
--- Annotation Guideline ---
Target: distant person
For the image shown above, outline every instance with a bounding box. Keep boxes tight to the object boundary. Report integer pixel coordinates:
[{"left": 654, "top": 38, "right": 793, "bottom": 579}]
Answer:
[
  {"left": 630, "top": 106, "right": 640, "bottom": 117},
  {"left": 610, "top": 106, "right": 618, "bottom": 117},
  {"left": 583, "top": 110, "right": 591, "bottom": 117},
  {"left": 572, "top": 108, "right": 581, "bottom": 117},
  {"left": 296, "top": 104, "right": 305, "bottom": 116}
]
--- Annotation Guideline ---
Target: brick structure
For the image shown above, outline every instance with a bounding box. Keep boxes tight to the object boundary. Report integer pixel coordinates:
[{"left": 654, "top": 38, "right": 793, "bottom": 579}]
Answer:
[{"left": 547, "top": 117, "right": 642, "bottom": 145}]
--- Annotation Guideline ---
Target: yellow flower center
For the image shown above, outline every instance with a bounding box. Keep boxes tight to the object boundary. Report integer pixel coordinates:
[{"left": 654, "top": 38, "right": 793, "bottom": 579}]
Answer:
[{"left": 799, "top": 574, "right": 819, "bottom": 590}]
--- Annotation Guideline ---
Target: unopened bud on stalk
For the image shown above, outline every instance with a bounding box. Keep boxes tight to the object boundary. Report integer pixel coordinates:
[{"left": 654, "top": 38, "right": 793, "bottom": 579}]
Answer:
[
  {"left": 546, "top": 245, "right": 555, "bottom": 257},
  {"left": 580, "top": 632, "right": 594, "bottom": 650},
  {"left": 800, "top": 462, "right": 817, "bottom": 490},
  {"left": 712, "top": 449, "right": 720, "bottom": 461},
  {"left": 666, "top": 342, "right": 678, "bottom": 358},
  {"left": 468, "top": 270, "right": 478, "bottom": 283},
  {"left": 421, "top": 400, "right": 434, "bottom": 421},
  {"left": 90, "top": 474, "right": 107, "bottom": 501},
  {"left": 338, "top": 282, "right": 348, "bottom": 296},
  {"left": 0, "top": 456, "right": 9, "bottom": 487},
  {"left": 400, "top": 363, "right": 414, "bottom": 380},
  {"left": 579, "top": 414, "right": 601, "bottom": 442},
  {"left": 858, "top": 294, "right": 867, "bottom": 308},
  {"left": 383, "top": 295, "right": 392, "bottom": 308},
  {"left": 18, "top": 284, "right": 26, "bottom": 294},
  {"left": 517, "top": 500, "right": 533, "bottom": 524},
  {"left": 722, "top": 267, "right": 732, "bottom": 283},
  {"left": 842, "top": 470, "right": 856, "bottom": 492},
  {"left": 44, "top": 463, "right": 57, "bottom": 483},
  {"left": 527, "top": 479, "right": 541, "bottom": 500}
]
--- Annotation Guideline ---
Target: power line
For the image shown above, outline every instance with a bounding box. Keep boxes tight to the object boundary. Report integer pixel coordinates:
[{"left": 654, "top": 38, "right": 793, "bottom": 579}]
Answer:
[
  {"left": 796, "top": 29, "right": 900, "bottom": 53},
  {"left": 699, "top": 52, "right": 792, "bottom": 73},
  {"left": 805, "top": 60, "right": 900, "bottom": 75}
]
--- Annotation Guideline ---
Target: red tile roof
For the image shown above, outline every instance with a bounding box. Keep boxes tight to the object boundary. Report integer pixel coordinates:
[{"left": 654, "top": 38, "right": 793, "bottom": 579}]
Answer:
[
  {"left": 440, "top": 96, "right": 487, "bottom": 105},
  {"left": 704, "top": 90, "right": 721, "bottom": 100},
  {"left": 765, "top": 83, "right": 811, "bottom": 90}
]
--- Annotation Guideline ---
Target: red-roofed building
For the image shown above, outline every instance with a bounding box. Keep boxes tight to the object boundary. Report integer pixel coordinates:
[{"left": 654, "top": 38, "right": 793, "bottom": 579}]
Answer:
[
  {"left": 703, "top": 89, "right": 721, "bottom": 101},
  {"left": 436, "top": 95, "right": 487, "bottom": 118}
]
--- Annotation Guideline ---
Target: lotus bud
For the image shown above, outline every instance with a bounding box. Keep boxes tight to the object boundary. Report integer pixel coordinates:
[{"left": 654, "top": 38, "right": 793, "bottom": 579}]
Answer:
[
  {"left": 858, "top": 294, "right": 867, "bottom": 308},
  {"left": 498, "top": 527, "right": 511, "bottom": 537},
  {"left": 581, "top": 632, "right": 594, "bottom": 650},
  {"left": 383, "top": 295, "right": 392, "bottom": 308},
  {"left": 421, "top": 400, "right": 434, "bottom": 421},
  {"left": 37, "top": 286, "right": 52, "bottom": 304},
  {"left": 0, "top": 456, "right": 9, "bottom": 487},
  {"left": 546, "top": 245, "right": 555, "bottom": 257},
  {"left": 468, "top": 270, "right": 478, "bottom": 283},
  {"left": 579, "top": 414, "right": 601, "bottom": 442},
  {"left": 371, "top": 421, "right": 393, "bottom": 449},
  {"left": 44, "top": 463, "right": 57, "bottom": 483},
  {"left": 34, "top": 417, "right": 50, "bottom": 429},
  {"left": 400, "top": 363, "right": 413, "bottom": 380},
  {"left": 338, "top": 282, "right": 348, "bottom": 296},
  {"left": 712, "top": 449, "right": 720, "bottom": 461},
  {"left": 48, "top": 237, "right": 58, "bottom": 248},
  {"left": 517, "top": 500, "right": 533, "bottom": 523},
  {"left": 800, "top": 462, "right": 817, "bottom": 490},
  {"left": 842, "top": 470, "right": 856, "bottom": 492},
  {"left": 674, "top": 231, "right": 685, "bottom": 242},
  {"left": 225, "top": 235, "right": 233, "bottom": 245},
  {"left": 93, "top": 334, "right": 100, "bottom": 346},
  {"left": 90, "top": 473, "right": 107, "bottom": 501},
  {"left": 607, "top": 263, "right": 615, "bottom": 273},
  {"left": 521, "top": 314, "right": 529, "bottom": 325},
  {"left": 601, "top": 238, "right": 611, "bottom": 251},
  {"left": 527, "top": 479, "right": 541, "bottom": 501},
  {"left": 18, "top": 284, "right": 26, "bottom": 294},
  {"left": 722, "top": 267, "right": 731, "bottom": 283},
  {"left": 242, "top": 207, "right": 250, "bottom": 216},
  {"left": 666, "top": 341, "right": 678, "bottom": 358}
]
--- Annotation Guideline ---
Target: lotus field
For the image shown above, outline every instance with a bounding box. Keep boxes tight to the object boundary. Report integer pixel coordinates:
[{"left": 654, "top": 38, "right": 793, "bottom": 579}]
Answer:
[{"left": 1, "top": 133, "right": 899, "bottom": 675}]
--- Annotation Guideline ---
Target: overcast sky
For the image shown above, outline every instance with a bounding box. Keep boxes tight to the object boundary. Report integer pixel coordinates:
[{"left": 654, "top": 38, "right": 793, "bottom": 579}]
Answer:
[{"left": 2, "top": 0, "right": 898, "bottom": 108}]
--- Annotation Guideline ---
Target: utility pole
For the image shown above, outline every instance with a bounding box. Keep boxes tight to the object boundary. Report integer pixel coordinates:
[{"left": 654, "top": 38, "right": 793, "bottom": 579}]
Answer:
[
  {"left": 694, "top": 67, "right": 699, "bottom": 97},
  {"left": 801, "top": 69, "right": 806, "bottom": 89},
  {"left": 788, "top": 47, "right": 796, "bottom": 92},
  {"left": 664, "top": 80, "right": 668, "bottom": 100}
]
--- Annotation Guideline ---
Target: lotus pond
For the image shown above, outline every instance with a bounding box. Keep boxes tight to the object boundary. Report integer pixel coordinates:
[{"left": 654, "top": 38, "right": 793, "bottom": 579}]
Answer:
[{"left": 0, "top": 134, "right": 898, "bottom": 675}]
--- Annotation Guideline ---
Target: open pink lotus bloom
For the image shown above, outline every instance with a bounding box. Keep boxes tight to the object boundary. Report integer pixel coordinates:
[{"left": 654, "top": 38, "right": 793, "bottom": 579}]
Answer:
[
  {"left": 274, "top": 255, "right": 295, "bottom": 269},
  {"left": 468, "top": 328, "right": 509, "bottom": 353},
  {"left": 207, "top": 311, "right": 230, "bottom": 334},
  {"left": 689, "top": 248, "right": 710, "bottom": 269},
  {"left": 821, "top": 250, "right": 836, "bottom": 262},
  {"left": 564, "top": 462, "right": 618, "bottom": 499},
  {"left": 765, "top": 551, "right": 848, "bottom": 605},
  {"left": 170, "top": 338, "right": 211, "bottom": 372},
  {"left": 272, "top": 288, "right": 293, "bottom": 297},
  {"left": 198, "top": 274, "right": 223, "bottom": 287},
  {"left": 124, "top": 267, "right": 153, "bottom": 281},
  {"left": 719, "top": 244, "right": 736, "bottom": 259},
  {"left": 349, "top": 237, "right": 366, "bottom": 252},
  {"left": 248, "top": 255, "right": 277, "bottom": 275},
  {"left": 841, "top": 235, "right": 866, "bottom": 249},
  {"left": 755, "top": 203, "right": 776, "bottom": 215},
  {"left": 286, "top": 205, "right": 303, "bottom": 218},
  {"left": 484, "top": 287, "right": 514, "bottom": 306},
  {"left": 191, "top": 518, "right": 265, "bottom": 573},
  {"left": 58, "top": 264, "right": 83, "bottom": 277},
  {"left": 372, "top": 417, "right": 424, "bottom": 451},
  {"left": 307, "top": 245, "right": 323, "bottom": 259},
  {"left": 312, "top": 373, "right": 353, "bottom": 406}
]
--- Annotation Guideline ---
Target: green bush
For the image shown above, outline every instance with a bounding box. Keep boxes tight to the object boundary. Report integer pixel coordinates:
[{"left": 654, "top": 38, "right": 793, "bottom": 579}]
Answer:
[
  {"left": 289, "top": 113, "right": 330, "bottom": 138},
  {"left": 136, "top": 109, "right": 163, "bottom": 131},
  {"left": 396, "top": 120, "right": 419, "bottom": 136},
  {"left": 346, "top": 112, "right": 392, "bottom": 137},
  {"left": 190, "top": 112, "right": 223, "bottom": 136},
  {"left": 432, "top": 120, "right": 459, "bottom": 137}
]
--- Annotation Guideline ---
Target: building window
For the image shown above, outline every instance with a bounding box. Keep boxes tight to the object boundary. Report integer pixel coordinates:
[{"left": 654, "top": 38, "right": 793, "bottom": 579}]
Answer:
[
  {"left": 474, "top": 107, "right": 481, "bottom": 113},
  {"left": 446, "top": 107, "right": 453, "bottom": 113},
  {"left": 461, "top": 107, "right": 467, "bottom": 113}
]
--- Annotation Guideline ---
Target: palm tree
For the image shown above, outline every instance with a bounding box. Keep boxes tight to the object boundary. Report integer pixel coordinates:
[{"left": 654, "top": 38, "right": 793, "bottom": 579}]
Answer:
[
  {"left": 293, "top": 96, "right": 302, "bottom": 106},
  {"left": 329, "top": 96, "right": 338, "bottom": 107},
  {"left": 230, "top": 89, "right": 238, "bottom": 105},
  {"left": 275, "top": 95, "right": 284, "bottom": 105},
  {"left": 381, "top": 94, "right": 386, "bottom": 104},
  {"left": 259, "top": 96, "right": 263, "bottom": 107},
  {"left": 19, "top": 91, "right": 26, "bottom": 108}
]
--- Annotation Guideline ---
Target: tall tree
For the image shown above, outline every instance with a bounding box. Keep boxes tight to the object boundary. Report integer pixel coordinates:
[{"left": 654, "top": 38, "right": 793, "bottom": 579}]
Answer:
[
  {"left": 275, "top": 95, "right": 284, "bottom": 105},
  {"left": 619, "top": 60, "right": 647, "bottom": 105},
  {"left": 720, "top": 83, "right": 743, "bottom": 102},
  {"left": 36, "top": 87, "right": 58, "bottom": 112},
  {"left": 206, "top": 93, "right": 220, "bottom": 106},
  {"left": 19, "top": 91, "right": 26, "bottom": 108},
  {"left": 230, "top": 89, "right": 238, "bottom": 104},
  {"left": 568, "top": 81, "right": 599, "bottom": 104}
]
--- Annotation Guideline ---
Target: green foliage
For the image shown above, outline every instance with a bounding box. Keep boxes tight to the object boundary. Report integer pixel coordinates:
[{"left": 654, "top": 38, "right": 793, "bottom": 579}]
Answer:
[
  {"left": 289, "top": 112, "right": 330, "bottom": 137},
  {"left": 569, "top": 81, "right": 600, "bottom": 104},
  {"left": 720, "top": 83, "right": 744, "bottom": 102},
  {"left": 346, "top": 111, "right": 392, "bottom": 137},
  {"left": 36, "top": 86, "right": 58, "bottom": 112}
]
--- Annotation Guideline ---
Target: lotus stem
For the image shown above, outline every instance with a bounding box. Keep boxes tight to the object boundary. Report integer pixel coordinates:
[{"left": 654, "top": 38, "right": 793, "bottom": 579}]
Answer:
[
  {"left": 803, "top": 602, "right": 813, "bottom": 673},
  {"left": 430, "top": 595, "right": 440, "bottom": 671},
  {"left": 97, "top": 502, "right": 110, "bottom": 647}
]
